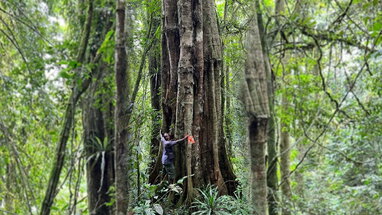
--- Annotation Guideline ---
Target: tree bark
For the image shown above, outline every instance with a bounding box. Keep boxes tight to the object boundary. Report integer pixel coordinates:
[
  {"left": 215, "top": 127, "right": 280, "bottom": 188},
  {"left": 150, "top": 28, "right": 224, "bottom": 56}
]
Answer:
[
  {"left": 155, "top": 0, "right": 237, "bottom": 200},
  {"left": 280, "top": 94, "right": 292, "bottom": 215},
  {"left": 82, "top": 6, "right": 114, "bottom": 214},
  {"left": 266, "top": 0, "right": 288, "bottom": 213},
  {"left": 83, "top": 65, "right": 115, "bottom": 215},
  {"left": 202, "top": 0, "right": 229, "bottom": 194},
  {"left": 176, "top": 0, "right": 195, "bottom": 200},
  {"left": 244, "top": 0, "right": 270, "bottom": 214},
  {"left": 162, "top": 0, "right": 180, "bottom": 134},
  {"left": 191, "top": 0, "right": 204, "bottom": 190},
  {"left": 148, "top": 0, "right": 179, "bottom": 185},
  {"left": 115, "top": 0, "right": 130, "bottom": 214},
  {"left": 249, "top": 119, "right": 269, "bottom": 215},
  {"left": 148, "top": 0, "right": 162, "bottom": 185}
]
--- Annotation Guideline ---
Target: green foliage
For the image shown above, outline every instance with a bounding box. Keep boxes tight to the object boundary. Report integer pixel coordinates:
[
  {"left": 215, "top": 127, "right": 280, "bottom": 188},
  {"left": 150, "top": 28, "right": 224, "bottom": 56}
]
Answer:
[
  {"left": 98, "top": 30, "right": 115, "bottom": 64},
  {"left": 132, "top": 181, "right": 184, "bottom": 215},
  {"left": 1, "top": 0, "right": 382, "bottom": 214},
  {"left": 191, "top": 185, "right": 251, "bottom": 215}
]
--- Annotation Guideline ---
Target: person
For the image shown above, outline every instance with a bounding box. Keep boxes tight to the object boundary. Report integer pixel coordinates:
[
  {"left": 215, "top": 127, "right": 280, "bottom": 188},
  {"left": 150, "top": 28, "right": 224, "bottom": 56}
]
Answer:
[{"left": 160, "top": 132, "right": 188, "bottom": 183}]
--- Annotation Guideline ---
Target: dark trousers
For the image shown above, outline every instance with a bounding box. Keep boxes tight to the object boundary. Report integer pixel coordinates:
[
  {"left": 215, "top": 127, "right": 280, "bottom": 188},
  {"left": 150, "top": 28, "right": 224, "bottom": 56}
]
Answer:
[{"left": 163, "top": 163, "right": 175, "bottom": 183}]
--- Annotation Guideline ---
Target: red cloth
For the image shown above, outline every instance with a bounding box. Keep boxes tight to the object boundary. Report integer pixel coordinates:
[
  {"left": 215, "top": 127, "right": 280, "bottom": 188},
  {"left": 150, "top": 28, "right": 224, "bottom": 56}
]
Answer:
[{"left": 187, "top": 136, "right": 195, "bottom": 144}]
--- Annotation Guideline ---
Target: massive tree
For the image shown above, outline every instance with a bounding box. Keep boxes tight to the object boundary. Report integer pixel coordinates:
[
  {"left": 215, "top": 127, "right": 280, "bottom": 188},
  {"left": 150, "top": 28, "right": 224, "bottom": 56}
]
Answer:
[{"left": 150, "top": 0, "right": 237, "bottom": 199}]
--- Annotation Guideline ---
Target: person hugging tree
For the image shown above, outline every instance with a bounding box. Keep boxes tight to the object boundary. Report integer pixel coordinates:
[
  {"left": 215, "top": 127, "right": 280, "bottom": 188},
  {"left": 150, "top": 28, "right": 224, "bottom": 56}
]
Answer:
[{"left": 160, "top": 131, "right": 189, "bottom": 183}]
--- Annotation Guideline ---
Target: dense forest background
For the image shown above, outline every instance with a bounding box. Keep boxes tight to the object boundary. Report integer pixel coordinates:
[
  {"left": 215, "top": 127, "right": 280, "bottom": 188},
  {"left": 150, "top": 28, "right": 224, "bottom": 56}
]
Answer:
[{"left": 0, "top": 0, "right": 381, "bottom": 214}]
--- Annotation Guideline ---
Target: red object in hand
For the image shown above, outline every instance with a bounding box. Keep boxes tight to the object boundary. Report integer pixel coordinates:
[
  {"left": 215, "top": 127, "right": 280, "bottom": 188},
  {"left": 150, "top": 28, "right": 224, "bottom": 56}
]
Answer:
[{"left": 187, "top": 136, "right": 195, "bottom": 144}]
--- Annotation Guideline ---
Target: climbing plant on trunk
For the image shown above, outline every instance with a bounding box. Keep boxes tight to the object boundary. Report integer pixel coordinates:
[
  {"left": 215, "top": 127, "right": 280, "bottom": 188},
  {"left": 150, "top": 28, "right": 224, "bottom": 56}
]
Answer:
[{"left": 82, "top": 5, "right": 114, "bottom": 213}]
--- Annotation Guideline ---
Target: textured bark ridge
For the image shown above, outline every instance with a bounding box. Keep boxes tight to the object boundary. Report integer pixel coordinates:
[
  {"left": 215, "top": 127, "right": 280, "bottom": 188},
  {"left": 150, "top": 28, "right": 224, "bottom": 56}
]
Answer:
[
  {"left": 244, "top": 0, "right": 271, "bottom": 214},
  {"left": 150, "top": 0, "right": 237, "bottom": 200}
]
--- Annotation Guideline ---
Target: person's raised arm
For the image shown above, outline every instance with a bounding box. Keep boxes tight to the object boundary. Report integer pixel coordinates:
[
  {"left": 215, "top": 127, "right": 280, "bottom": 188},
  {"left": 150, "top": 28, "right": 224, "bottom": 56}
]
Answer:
[
  {"left": 160, "top": 131, "right": 165, "bottom": 142},
  {"left": 172, "top": 135, "right": 188, "bottom": 145}
]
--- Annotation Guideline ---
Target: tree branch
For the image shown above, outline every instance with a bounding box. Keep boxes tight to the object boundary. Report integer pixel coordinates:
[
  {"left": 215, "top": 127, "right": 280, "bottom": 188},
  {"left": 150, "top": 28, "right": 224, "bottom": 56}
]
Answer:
[
  {"left": 331, "top": 0, "right": 353, "bottom": 26},
  {"left": 299, "top": 26, "right": 375, "bottom": 53},
  {"left": 0, "top": 18, "right": 32, "bottom": 74},
  {"left": 0, "top": 7, "right": 53, "bottom": 45}
]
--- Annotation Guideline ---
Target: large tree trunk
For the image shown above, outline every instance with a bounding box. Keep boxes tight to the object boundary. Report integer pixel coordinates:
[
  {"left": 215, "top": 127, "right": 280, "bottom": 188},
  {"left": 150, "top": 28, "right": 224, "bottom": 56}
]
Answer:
[
  {"left": 267, "top": 105, "right": 278, "bottom": 215},
  {"left": 148, "top": 0, "right": 180, "bottom": 185},
  {"left": 82, "top": 6, "right": 114, "bottom": 214},
  {"left": 175, "top": 0, "right": 196, "bottom": 201},
  {"left": 249, "top": 119, "right": 269, "bottom": 215},
  {"left": 83, "top": 65, "right": 115, "bottom": 215},
  {"left": 148, "top": 0, "right": 162, "bottom": 185},
  {"left": 155, "top": 0, "right": 237, "bottom": 200},
  {"left": 202, "top": 0, "right": 228, "bottom": 194},
  {"left": 83, "top": 83, "right": 114, "bottom": 215},
  {"left": 162, "top": 0, "right": 180, "bottom": 133},
  {"left": 114, "top": 0, "right": 130, "bottom": 214},
  {"left": 191, "top": 0, "right": 204, "bottom": 190},
  {"left": 243, "top": 0, "right": 270, "bottom": 214}
]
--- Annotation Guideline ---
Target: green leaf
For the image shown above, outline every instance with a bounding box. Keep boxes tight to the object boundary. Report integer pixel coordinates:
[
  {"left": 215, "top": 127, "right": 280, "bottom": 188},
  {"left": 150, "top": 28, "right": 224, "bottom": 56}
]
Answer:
[
  {"left": 58, "top": 71, "right": 73, "bottom": 79},
  {"left": 153, "top": 204, "right": 163, "bottom": 215},
  {"left": 372, "top": 22, "right": 382, "bottom": 33}
]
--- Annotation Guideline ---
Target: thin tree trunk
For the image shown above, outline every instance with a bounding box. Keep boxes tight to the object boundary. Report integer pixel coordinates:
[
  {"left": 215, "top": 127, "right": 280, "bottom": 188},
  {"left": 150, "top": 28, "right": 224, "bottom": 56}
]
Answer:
[
  {"left": 40, "top": 1, "right": 94, "bottom": 214},
  {"left": 5, "top": 162, "right": 14, "bottom": 212},
  {"left": 279, "top": 43, "right": 292, "bottom": 215},
  {"left": 219, "top": 0, "right": 238, "bottom": 194},
  {"left": 224, "top": 66, "right": 233, "bottom": 155},
  {"left": 115, "top": 0, "right": 130, "bottom": 214},
  {"left": 278, "top": 1, "right": 296, "bottom": 214},
  {"left": 280, "top": 94, "right": 292, "bottom": 215},
  {"left": 266, "top": 0, "right": 288, "bottom": 213}
]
